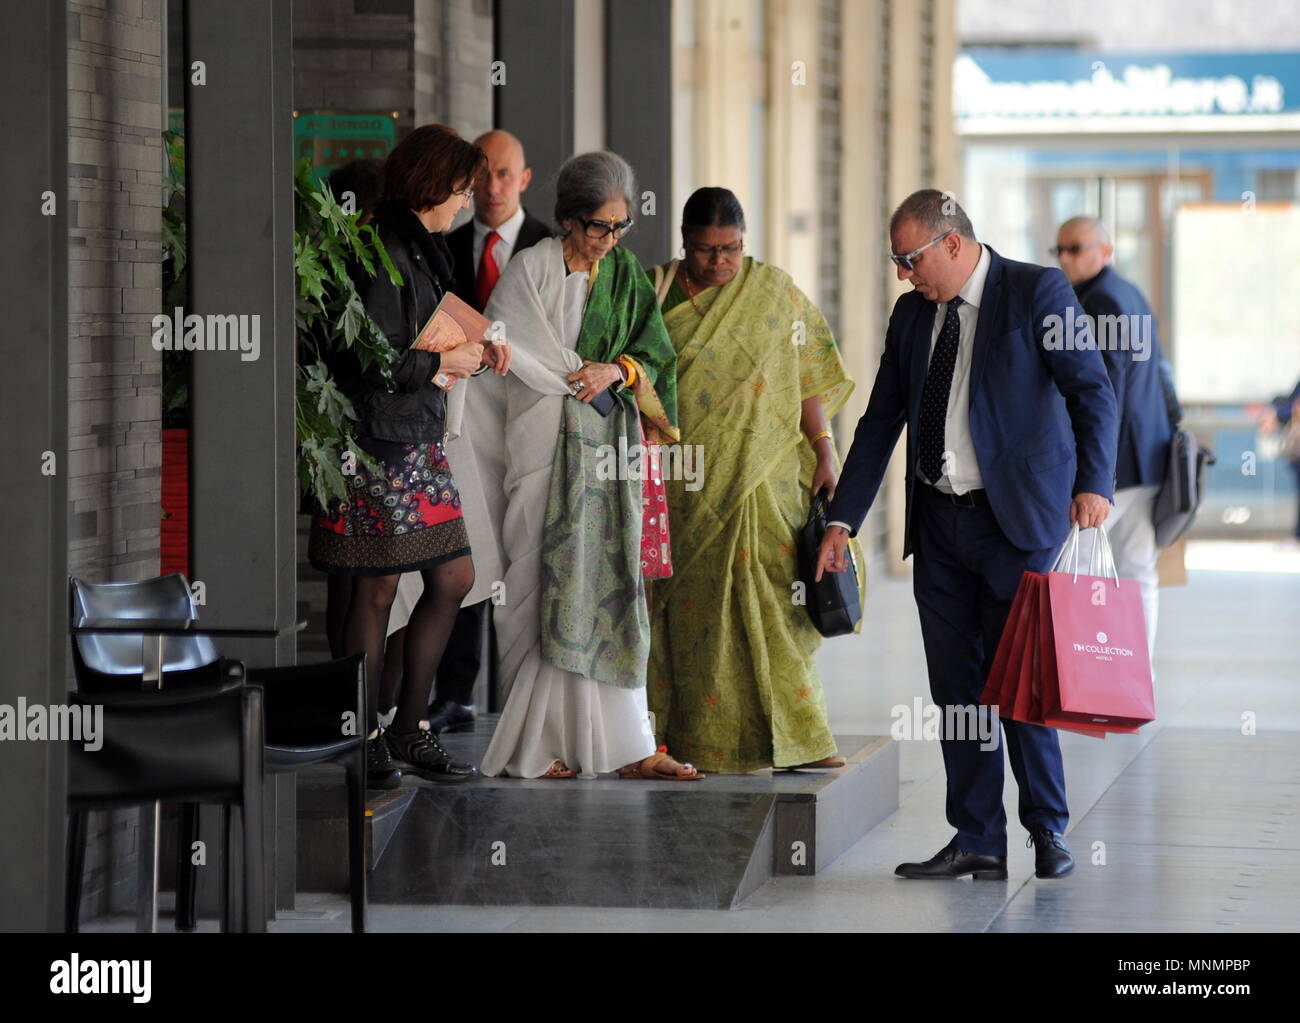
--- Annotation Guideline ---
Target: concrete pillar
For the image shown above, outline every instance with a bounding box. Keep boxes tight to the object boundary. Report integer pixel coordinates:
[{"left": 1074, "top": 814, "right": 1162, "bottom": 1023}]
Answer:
[{"left": 0, "top": 0, "right": 68, "bottom": 934}]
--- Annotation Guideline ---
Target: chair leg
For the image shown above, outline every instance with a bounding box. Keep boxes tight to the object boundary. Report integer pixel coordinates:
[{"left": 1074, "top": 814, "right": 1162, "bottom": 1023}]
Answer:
[
  {"left": 242, "top": 783, "right": 265, "bottom": 934},
  {"left": 345, "top": 755, "right": 368, "bottom": 934},
  {"left": 220, "top": 804, "right": 234, "bottom": 933},
  {"left": 65, "top": 811, "right": 87, "bottom": 934},
  {"left": 176, "top": 802, "right": 199, "bottom": 932}
]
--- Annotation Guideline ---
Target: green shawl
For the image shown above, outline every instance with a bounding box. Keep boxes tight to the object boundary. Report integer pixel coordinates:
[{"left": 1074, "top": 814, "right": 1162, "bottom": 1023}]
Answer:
[{"left": 540, "top": 244, "right": 679, "bottom": 688}]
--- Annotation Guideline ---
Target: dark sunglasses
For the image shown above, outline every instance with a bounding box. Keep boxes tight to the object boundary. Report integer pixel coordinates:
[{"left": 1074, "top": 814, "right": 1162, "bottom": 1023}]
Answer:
[
  {"left": 580, "top": 216, "right": 634, "bottom": 239},
  {"left": 1049, "top": 243, "right": 1101, "bottom": 257}
]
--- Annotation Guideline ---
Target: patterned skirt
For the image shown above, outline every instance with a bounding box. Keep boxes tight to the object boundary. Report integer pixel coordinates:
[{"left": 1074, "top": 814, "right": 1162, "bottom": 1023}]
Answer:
[{"left": 308, "top": 440, "right": 471, "bottom": 576}]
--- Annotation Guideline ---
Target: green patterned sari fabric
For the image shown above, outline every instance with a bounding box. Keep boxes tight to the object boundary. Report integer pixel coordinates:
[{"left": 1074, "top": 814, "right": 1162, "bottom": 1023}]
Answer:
[
  {"left": 646, "top": 257, "right": 866, "bottom": 771},
  {"left": 539, "top": 245, "right": 679, "bottom": 688}
]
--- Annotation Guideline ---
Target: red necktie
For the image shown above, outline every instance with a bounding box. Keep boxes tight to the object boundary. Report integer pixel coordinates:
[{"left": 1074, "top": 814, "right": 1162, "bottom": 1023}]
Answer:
[{"left": 476, "top": 230, "right": 502, "bottom": 310}]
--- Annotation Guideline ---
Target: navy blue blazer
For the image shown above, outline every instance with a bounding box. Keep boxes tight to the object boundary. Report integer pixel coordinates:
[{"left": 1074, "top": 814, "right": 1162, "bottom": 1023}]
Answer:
[
  {"left": 827, "top": 245, "right": 1119, "bottom": 557},
  {"left": 1073, "top": 265, "right": 1173, "bottom": 489}
]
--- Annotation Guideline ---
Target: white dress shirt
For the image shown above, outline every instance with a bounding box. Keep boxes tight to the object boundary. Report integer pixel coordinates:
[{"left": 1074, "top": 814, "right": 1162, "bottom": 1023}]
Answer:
[
  {"left": 920, "top": 242, "right": 990, "bottom": 495},
  {"left": 828, "top": 243, "right": 991, "bottom": 533},
  {"left": 472, "top": 205, "right": 526, "bottom": 278}
]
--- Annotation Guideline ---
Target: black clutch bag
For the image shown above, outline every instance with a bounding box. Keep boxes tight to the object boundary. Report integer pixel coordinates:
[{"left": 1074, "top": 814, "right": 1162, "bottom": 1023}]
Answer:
[
  {"left": 569, "top": 384, "right": 619, "bottom": 416},
  {"left": 796, "top": 490, "right": 862, "bottom": 638}
]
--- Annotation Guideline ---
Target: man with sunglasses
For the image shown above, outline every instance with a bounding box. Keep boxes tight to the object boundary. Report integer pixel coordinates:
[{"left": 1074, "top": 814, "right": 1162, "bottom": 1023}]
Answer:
[
  {"left": 1055, "top": 216, "right": 1175, "bottom": 666},
  {"left": 815, "top": 189, "right": 1118, "bottom": 882}
]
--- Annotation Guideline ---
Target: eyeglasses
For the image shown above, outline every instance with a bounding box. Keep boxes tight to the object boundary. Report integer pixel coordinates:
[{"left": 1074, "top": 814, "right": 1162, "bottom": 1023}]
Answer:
[
  {"left": 452, "top": 186, "right": 475, "bottom": 201},
  {"left": 889, "top": 231, "right": 952, "bottom": 272},
  {"left": 580, "top": 216, "right": 634, "bottom": 239},
  {"left": 687, "top": 240, "right": 745, "bottom": 259},
  {"left": 1049, "top": 243, "right": 1100, "bottom": 257}
]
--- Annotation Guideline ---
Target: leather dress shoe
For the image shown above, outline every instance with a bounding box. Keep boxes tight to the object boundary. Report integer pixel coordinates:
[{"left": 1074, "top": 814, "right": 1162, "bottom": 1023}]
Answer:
[
  {"left": 427, "top": 700, "right": 476, "bottom": 734},
  {"left": 366, "top": 733, "right": 403, "bottom": 791},
  {"left": 386, "top": 726, "right": 478, "bottom": 782},
  {"left": 1027, "top": 828, "right": 1074, "bottom": 878},
  {"left": 895, "top": 841, "right": 1008, "bottom": 880}
]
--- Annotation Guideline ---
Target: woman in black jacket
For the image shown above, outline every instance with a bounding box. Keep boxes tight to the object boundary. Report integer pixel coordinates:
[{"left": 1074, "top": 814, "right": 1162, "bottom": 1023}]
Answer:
[{"left": 310, "top": 124, "right": 509, "bottom": 784}]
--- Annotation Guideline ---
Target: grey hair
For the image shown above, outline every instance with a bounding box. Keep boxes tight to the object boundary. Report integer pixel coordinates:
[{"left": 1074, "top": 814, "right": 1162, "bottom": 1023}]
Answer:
[
  {"left": 890, "top": 188, "right": 976, "bottom": 241},
  {"left": 554, "top": 151, "right": 637, "bottom": 231}
]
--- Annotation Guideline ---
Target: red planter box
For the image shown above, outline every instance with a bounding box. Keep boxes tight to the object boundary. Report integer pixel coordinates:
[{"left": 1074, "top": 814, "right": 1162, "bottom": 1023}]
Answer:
[{"left": 161, "top": 427, "right": 189, "bottom": 577}]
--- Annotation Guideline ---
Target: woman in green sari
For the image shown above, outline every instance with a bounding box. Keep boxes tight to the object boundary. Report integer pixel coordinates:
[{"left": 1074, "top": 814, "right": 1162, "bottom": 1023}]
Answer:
[
  {"left": 647, "top": 187, "right": 866, "bottom": 773},
  {"left": 452, "top": 152, "right": 702, "bottom": 781}
]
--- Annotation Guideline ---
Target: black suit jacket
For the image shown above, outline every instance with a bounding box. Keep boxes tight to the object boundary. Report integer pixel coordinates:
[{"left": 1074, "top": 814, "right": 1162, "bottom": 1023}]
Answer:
[{"left": 446, "top": 208, "right": 552, "bottom": 311}]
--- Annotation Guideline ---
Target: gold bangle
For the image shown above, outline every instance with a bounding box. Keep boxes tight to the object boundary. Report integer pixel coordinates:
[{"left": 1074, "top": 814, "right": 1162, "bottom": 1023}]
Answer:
[{"left": 808, "top": 429, "right": 832, "bottom": 446}]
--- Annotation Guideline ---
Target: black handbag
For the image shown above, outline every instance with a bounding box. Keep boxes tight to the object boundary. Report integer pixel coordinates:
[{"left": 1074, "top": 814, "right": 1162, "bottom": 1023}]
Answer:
[
  {"left": 796, "top": 490, "right": 862, "bottom": 637},
  {"left": 1152, "top": 426, "right": 1215, "bottom": 548}
]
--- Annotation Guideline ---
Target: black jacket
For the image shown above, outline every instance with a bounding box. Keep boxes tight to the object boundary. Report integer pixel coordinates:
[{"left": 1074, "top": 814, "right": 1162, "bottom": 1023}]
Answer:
[
  {"left": 333, "top": 200, "right": 454, "bottom": 445},
  {"left": 446, "top": 208, "right": 553, "bottom": 311}
]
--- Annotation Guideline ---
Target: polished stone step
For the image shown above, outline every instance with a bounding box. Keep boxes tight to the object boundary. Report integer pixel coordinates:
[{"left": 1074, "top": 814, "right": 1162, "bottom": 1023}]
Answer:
[{"left": 296, "top": 718, "right": 898, "bottom": 909}]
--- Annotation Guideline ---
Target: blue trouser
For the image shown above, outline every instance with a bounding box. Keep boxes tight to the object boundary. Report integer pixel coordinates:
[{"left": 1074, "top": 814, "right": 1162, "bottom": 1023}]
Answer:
[{"left": 911, "top": 484, "right": 1069, "bottom": 857}]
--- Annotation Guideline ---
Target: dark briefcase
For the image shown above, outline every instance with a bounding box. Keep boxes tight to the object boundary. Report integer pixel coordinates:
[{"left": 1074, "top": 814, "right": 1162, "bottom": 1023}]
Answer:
[
  {"left": 796, "top": 490, "right": 862, "bottom": 638},
  {"left": 1152, "top": 426, "right": 1215, "bottom": 548}
]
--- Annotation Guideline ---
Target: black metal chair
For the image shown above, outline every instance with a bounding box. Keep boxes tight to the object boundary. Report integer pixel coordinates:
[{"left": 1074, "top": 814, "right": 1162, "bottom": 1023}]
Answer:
[
  {"left": 69, "top": 574, "right": 244, "bottom": 692},
  {"left": 243, "top": 654, "right": 368, "bottom": 933},
  {"left": 65, "top": 684, "right": 266, "bottom": 933},
  {"left": 69, "top": 574, "right": 371, "bottom": 933},
  {"left": 69, "top": 573, "right": 243, "bottom": 932}
]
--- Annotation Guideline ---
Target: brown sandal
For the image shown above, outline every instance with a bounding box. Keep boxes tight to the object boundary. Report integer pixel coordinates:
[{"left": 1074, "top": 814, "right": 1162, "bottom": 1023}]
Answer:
[
  {"left": 618, "top": 747, "right": 704, "bottom": 781},
  {"left": 540, "top": 760, "right": 574, "bottom": 779},
  {"left": 779, "top": 755, "right": 845, "bottom": 771}
]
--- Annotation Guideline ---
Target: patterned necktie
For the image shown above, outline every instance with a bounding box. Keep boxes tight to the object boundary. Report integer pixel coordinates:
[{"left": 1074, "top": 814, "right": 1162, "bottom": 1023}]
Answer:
[
  {"left": 918, "top": 295, "right": 963, "bottom": 485},
  {"left": 475, "top": 230, "right": 502, "bottom": 309}
]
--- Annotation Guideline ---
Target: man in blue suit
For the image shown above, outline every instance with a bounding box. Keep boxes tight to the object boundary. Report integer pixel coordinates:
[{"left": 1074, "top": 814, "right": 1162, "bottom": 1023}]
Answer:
[
  {"left": 817, "top": 190, "right": 1118, "bottom": 880},
  {"left": 1055, "top": 216, "right": 1174, "bottom": 663}
]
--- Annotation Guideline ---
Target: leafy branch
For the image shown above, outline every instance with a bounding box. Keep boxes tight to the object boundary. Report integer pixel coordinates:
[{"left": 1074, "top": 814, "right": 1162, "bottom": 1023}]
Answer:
[{"left": 293, "top": 156, "right": 404, "bottom": 510}]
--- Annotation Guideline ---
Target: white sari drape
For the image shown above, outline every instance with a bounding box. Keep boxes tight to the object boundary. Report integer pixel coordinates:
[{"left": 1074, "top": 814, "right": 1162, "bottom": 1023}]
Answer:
[{"left": 431, "top": 238, "right": 655, "bottom": 778}]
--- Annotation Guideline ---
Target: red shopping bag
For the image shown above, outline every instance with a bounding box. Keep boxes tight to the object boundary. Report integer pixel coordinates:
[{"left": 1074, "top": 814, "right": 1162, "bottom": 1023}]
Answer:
[
  {"left": 1009, "top": 575, "right": 1043, "bottom": 724},
  {"left": 981, "top": 571, "right": 1036, "bottom": 708},
  {"left": 1042, "top": 552, "right": 1155, "bottom": 734},
  {"left": 1037, "top": 572, "right": 1108, "bottom": 738},
  {"left": 981, "top": 571, "right": 1045, "bottom": 723}
]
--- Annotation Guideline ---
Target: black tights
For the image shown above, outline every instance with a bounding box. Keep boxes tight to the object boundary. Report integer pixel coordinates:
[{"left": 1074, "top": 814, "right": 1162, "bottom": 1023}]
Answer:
[{"left": 344, "top": 556, "right": 475, "bottom": 735}]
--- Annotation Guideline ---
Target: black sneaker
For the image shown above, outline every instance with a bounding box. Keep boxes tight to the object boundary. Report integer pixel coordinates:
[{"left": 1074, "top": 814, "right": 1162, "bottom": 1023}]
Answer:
[
  {"left": 366, "top": 732, "right": 403, "bottom": 790},
  {"left": 386, "top": 726, "right": 478, "bottom": 782}
]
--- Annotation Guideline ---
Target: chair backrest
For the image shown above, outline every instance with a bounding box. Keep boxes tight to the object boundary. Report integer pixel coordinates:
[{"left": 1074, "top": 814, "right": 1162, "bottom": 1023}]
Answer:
[
  {"left": 69, "top": 574, "right": 220, "bottom": 678},
  {"left": 246, "top": 653, "right": 366, "bottom": 749},
  {"left": 66, "top": 684, "right": 263, "bottom": 807}
]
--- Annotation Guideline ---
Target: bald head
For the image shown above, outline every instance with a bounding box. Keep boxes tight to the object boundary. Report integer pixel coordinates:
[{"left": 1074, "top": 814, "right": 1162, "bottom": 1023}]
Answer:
[
  {"left": 1060, "top": 216, "right": 1110, "bottom": 246},
  {"left": 1055, "top": 216, "right": 1113, "bottom": 284},
  {"left": 472, "top": 130, "right": 532, "bottom": 228}
]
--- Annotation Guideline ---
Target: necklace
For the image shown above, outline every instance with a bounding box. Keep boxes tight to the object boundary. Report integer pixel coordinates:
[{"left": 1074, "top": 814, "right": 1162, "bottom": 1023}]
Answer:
[{"left": 680, "top": 265, "right": 708, "bottom": 317}]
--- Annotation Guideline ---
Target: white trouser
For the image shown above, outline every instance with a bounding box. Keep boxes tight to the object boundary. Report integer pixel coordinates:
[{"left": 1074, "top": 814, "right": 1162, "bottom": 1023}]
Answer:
[{"left": 1103, "top": 484, "right": 1161, "bottom": 664}]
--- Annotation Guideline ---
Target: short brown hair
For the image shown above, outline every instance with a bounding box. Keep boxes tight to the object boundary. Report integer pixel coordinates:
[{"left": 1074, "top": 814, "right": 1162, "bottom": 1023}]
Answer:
[{"left": 381, "top": 124, "right": 486, "bottom": 210}]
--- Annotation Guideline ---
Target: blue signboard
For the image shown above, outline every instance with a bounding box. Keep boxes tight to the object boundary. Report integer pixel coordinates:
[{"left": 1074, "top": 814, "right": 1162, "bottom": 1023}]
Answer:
[{"left": 956, "top": 50, "right": 1300, "bottom": 127}]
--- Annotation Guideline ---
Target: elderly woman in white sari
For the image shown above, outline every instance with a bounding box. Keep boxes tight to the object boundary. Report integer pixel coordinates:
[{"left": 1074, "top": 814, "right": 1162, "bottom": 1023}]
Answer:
[{"left": 449, "top": 151, "right": 702, "bottom": 780}]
